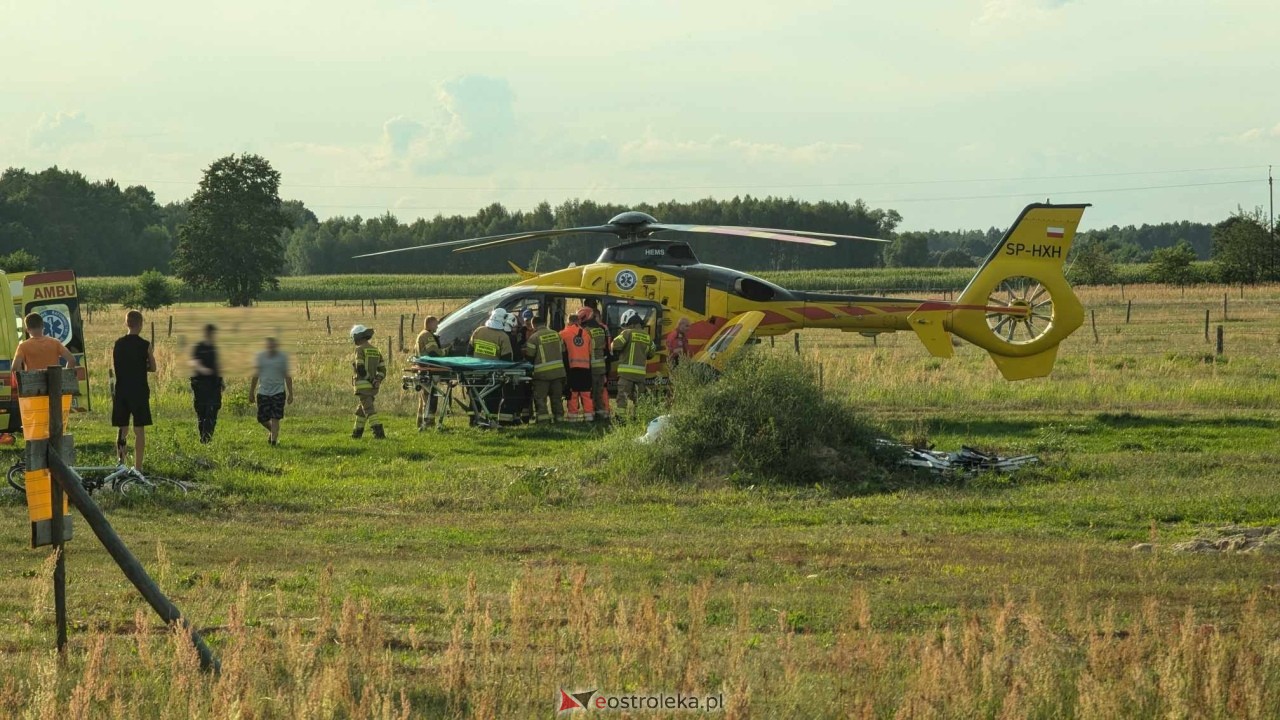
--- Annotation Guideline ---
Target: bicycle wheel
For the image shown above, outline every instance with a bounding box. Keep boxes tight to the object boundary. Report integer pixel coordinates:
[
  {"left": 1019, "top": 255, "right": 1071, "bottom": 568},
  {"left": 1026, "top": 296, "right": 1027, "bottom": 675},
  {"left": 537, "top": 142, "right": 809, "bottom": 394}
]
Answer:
[
  {"left": 142, "top": 475, "right": 190, "bottom": 494},
  {"left": 6, "top": 461, "right": 25, "bottom": 494},
  {"left": 116, "top": 473, "right": 190, "bottom": 495}
]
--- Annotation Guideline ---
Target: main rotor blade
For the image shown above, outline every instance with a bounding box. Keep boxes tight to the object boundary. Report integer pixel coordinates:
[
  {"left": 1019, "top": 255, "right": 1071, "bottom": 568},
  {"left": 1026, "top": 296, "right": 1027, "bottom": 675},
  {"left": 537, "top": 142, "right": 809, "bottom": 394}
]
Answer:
[
  {"left": 736, "top": 226, "right": 889, "bottom": 243},
  {"left": 451, "top": 225, "right": 623, "bottom": 254},
  {"left": 651, "top": 224, "right": 838, "bottom": 247},
  {"left": 352, "top": 225, "right": 619, "bottom": 259}
]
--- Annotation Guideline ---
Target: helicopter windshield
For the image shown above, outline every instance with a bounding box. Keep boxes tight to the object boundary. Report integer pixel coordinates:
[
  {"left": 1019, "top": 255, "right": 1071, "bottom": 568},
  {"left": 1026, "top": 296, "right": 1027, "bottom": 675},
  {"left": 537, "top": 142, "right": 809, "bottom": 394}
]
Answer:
[{"left": 435, "top": 287, "right": 527, "bottom": 355}]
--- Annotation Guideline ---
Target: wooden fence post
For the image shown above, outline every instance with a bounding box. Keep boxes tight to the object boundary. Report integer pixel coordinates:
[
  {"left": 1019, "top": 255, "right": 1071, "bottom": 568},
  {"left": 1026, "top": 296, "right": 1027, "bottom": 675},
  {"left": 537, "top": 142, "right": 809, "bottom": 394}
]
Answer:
[
  {"left": 1217, "top": 325, "right": 1224, "bottom": 356},
  {"left": 360, "top": 299, "right": 365, "bottom": 315},
  {"left": 1091, "top": 310, "right": 1099, "bottom": 343},
  {"left": 167, "top": 316, "right": 173, "bottom": 337},
  {"left": 326, "top": 316, "right": 332, "bottom": 336},
  {"left": 305, "top": 301, "right": 311, "bottom": 321},
  {"left": 1223, "top": 293, "right": 1228, "bottom": 322},
  {"left": 1126, "top": 300, "right": 1132, "bottom": 324},
  {"left": 793, "top": 333, "right": 800, "bottom": 354},
  {"left": 1204, "top": 309, "right": 1209, "bottom": 342},
  {"left": 398, "top": 315, "right": 405, "bottom": 352},
  {"left": 150, "top": 322, "right": 155, "bottom": 345},
  {"left": 372, "top": 299, "right": 378, "bottom": 318},
  {"left": 48, "top": 369, "right": 67, "bottom": 655}
]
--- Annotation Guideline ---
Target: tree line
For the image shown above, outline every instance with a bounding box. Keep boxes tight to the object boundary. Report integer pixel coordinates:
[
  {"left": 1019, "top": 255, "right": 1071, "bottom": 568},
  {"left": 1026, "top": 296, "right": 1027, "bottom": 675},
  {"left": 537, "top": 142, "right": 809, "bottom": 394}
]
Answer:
[{"left": 1, "top": 163, "right": 1274, "bottom": 302}]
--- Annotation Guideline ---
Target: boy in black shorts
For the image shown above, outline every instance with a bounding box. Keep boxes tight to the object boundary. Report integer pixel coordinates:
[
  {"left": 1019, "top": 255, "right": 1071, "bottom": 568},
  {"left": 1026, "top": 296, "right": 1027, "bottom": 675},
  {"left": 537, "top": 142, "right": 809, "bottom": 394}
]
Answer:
[{"left": 113, "top": 310, "right": 157, "bottom": 470}]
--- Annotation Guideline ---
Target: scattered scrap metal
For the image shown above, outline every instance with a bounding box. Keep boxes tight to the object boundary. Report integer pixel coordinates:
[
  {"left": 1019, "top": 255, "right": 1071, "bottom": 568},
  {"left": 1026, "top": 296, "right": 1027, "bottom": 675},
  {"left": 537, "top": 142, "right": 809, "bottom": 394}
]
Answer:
[{"left": 878, "top": 440, "right": 1040, "bottom": 476}]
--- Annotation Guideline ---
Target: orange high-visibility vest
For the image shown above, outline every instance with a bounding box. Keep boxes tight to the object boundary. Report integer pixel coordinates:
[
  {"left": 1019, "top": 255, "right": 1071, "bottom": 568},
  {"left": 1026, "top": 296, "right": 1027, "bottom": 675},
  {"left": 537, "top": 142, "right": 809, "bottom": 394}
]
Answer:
[{"left": 560, "top": 326, "right": 592, "bottom": 370}]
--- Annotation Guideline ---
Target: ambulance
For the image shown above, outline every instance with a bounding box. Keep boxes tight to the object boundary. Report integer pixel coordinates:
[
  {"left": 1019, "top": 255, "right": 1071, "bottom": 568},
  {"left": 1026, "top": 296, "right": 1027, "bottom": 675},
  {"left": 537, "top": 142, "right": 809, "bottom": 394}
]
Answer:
[{"left": 0, "top": 270, "right": 89, "bottom": 434}]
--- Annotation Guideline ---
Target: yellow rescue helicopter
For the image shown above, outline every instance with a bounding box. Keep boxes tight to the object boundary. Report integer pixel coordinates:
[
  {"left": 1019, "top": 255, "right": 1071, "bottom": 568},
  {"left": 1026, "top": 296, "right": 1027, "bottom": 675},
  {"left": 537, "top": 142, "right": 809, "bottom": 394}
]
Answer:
[{"left": 357, "top": 203, "right": 1089, "bottom": 380}]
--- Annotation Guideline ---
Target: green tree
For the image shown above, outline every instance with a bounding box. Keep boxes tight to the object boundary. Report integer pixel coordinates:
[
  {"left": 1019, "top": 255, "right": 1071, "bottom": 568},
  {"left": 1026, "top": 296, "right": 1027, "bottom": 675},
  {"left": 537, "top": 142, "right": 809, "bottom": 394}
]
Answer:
[
  {"left": 0, "top": 249, "right": 40, "bottom": 273},
  {"left": 1212, "top": 208, "right": 1274, "bottom": 284},
  {"left": 885, "top": 233, "right": 930, "bottom": 267},
  {"left": 173, "top": 154, "right": 289, "bottom": 306},
  {"left": 1148, "top": 240, "right": 1198, "bottom": 285},
  {"left": 124, "top": 269, "right": 176, "bottom": 310},
  {"left": 933, "top": 248, "right": 975, "bottom": 267},
  {"left": 1067, "top": 239, "right": 1116, "bottom": 285}
]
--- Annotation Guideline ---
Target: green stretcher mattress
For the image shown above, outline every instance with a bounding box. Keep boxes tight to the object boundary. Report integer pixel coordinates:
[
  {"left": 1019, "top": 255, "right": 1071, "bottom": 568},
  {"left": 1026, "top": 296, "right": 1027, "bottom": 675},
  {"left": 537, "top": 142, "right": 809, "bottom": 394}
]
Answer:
[{"left": 411, "top": 356, "right": 532, "bottom": 372}]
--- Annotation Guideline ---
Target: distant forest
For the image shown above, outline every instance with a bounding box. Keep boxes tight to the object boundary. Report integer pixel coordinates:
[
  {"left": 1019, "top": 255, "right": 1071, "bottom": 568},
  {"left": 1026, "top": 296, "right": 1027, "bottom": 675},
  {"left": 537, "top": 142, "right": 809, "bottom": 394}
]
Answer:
[{"left": 0, "top": 166, "right": 1218, "bottom": 276}]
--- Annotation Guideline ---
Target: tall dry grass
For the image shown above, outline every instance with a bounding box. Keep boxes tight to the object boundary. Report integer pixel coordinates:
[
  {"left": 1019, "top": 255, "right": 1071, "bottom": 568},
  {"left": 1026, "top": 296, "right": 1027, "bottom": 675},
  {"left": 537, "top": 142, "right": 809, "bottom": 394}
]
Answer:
[{"left": 6, "top": 558, "right": 1280, "bottom": 718}]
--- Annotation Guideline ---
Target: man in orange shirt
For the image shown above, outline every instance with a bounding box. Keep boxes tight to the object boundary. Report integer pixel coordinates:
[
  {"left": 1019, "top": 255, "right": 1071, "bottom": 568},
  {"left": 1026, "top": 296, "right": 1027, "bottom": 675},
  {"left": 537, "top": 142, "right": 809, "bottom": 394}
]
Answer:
[{"left": 12, "top": 313, "right": 78, "bottom": 373}]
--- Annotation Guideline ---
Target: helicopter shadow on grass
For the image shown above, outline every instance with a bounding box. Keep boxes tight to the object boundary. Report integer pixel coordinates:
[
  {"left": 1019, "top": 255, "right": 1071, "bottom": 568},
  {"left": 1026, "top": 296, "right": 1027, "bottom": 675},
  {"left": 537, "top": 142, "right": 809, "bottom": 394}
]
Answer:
[
  {"left": 891, "top": 417, "right": 1050, "bottom": 442},
  {"left": 1091, "top": 412, "right": 1279, "bottom": 431}
]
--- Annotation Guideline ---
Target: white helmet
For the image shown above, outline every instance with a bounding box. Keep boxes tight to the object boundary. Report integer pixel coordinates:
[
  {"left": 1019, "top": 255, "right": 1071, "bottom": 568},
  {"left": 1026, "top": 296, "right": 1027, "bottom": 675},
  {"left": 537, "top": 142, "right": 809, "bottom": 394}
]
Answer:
[
  {"left": 620, "top": 309, "right": 640, "bottom": 327},
  {"left": 350, "top": 324, "right": 373, "bottom": 339},
  {"left": 484, "top": 308, "right": 508, "bottom": 330},
  {"left": 504, "top": 313, "right": 518, "bottom": 331}
]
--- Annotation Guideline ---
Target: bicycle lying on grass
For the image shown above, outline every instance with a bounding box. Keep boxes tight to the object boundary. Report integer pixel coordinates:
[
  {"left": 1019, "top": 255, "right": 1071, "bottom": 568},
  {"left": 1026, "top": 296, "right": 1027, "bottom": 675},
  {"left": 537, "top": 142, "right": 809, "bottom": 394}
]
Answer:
[{"left": 6, "top": 459, "right": 190, "bottom": 496}]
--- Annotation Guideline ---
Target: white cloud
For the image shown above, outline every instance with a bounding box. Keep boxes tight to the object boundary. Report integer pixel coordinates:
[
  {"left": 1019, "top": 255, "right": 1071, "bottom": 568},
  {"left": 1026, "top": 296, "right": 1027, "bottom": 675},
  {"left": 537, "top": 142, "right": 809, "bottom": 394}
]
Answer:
[
  {"left": 975, "top": 0, "right": 1076, "bottom": 26},
  {"left": 618, "top": 134, "right": 861, "bottom": 168},
  {"left": 1220, "top": 123, "right": 1280, "bottom": 144},
  {"left": 28, "top": 111, "right": 94, "bottom": 149},
  {"left": 378, "top": 75, "right": 519, "bottom": 175}
]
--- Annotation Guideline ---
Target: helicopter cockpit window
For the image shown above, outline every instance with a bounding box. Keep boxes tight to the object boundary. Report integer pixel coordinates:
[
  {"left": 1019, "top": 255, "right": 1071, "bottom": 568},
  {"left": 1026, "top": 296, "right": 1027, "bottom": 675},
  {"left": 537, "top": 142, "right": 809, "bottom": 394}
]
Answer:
[
  {"left": 733, "top": 278, "right": 777, "bottom": 302},
  {"left": 435, "top": 287, "right": 526, "bottom": 354},
  {"left": 504, "top": 296, "right": 542, "bottom": 326}
]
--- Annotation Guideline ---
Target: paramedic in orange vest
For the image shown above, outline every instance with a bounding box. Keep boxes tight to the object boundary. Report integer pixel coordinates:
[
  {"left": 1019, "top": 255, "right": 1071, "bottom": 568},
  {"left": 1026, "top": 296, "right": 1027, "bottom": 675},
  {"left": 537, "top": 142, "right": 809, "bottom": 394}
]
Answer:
[
  {"left": 611, "top": 309, "right": 655, "bottom": 417},
  {"left": 559, "top": 315, "right": 594, "bottom": 421},
  {"left": 577, "top": 306, "right": 611, "bottom": 421},
  {"left": 523, "top": 314, "right": 566, "bottom": 423}
]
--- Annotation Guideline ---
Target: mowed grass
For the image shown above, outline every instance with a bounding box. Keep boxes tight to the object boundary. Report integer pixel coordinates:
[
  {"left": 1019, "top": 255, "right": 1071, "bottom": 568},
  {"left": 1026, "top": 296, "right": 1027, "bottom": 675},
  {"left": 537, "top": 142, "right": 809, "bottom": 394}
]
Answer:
[{"left": 4, "top": 283, "right": 1280, "bottom": 717}]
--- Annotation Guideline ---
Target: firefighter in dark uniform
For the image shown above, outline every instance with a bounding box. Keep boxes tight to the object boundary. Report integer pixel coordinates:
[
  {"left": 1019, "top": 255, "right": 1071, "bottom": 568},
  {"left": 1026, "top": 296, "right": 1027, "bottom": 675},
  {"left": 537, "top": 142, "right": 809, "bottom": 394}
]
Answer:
[
  {"left": 415, "top": 315, "right": 442, "bottom": 430},
  {"left": 470, "top": 309, "right": 514, "bottom": 360},
  {"left": 523, "top": 314, "right": 566, "bottom": 423},
  {"left": 611, "top": 310, "right": 655, "bottom": 418},
  {"left": 468, "top": 309, "right": 517, "bottom": 423},
  {"left": 350, "top": 324, "right": 386, "bottom": 439}
]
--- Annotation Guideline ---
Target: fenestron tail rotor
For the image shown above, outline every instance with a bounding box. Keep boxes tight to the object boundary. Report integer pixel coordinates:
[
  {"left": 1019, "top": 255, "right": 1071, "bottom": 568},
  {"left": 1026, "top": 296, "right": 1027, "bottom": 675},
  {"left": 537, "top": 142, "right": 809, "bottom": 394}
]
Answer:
[{"left": 984, "top": 277, "right": 1054, "bottom": 345}]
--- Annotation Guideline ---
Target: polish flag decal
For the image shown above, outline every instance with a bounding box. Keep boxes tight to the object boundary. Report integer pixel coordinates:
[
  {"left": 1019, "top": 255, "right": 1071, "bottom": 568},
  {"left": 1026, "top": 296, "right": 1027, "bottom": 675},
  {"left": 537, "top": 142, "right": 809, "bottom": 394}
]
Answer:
[{"left": 1046, "top": 226, "right": 1065, "bottom": 239}]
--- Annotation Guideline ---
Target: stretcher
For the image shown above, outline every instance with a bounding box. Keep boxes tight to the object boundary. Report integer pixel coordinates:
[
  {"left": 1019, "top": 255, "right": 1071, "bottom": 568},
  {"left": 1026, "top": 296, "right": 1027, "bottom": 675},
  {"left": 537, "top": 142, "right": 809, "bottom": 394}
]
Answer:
[{"left": 402, "top": 356, "right": 533, "bottom": 429}]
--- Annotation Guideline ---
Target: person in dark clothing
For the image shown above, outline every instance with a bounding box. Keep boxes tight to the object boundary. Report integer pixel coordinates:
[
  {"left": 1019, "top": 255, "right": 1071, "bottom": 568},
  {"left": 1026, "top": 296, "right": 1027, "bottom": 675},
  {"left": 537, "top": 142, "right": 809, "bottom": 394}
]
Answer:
[
  {"left": 112, "top": 310, "right": 156, "bottom": 470},
  {"left": 189, "top": 324, "right": 222, "bottom": 443}
]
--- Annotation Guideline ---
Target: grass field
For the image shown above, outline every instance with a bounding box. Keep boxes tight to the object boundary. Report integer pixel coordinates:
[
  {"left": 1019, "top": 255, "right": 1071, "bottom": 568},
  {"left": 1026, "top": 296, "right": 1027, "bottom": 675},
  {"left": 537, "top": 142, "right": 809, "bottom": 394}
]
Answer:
[{"left": 5, "top": 282, "right": 1280, "bottom": 717}]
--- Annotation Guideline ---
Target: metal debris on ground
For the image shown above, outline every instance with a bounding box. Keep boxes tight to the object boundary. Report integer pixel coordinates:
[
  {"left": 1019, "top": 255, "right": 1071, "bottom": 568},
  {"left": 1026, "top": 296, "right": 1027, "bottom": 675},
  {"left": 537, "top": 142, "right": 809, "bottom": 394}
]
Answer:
[{"left": 878, "top": 440, "right": 1040, "bottom": 476}]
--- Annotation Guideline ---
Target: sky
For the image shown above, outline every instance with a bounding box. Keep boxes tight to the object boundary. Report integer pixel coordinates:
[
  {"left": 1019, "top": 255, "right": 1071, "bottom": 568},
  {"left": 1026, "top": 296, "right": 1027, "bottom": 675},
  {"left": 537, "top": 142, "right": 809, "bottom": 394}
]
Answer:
[{"left": 3, "top": 0, "right": 1279, "bottom": 233}]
